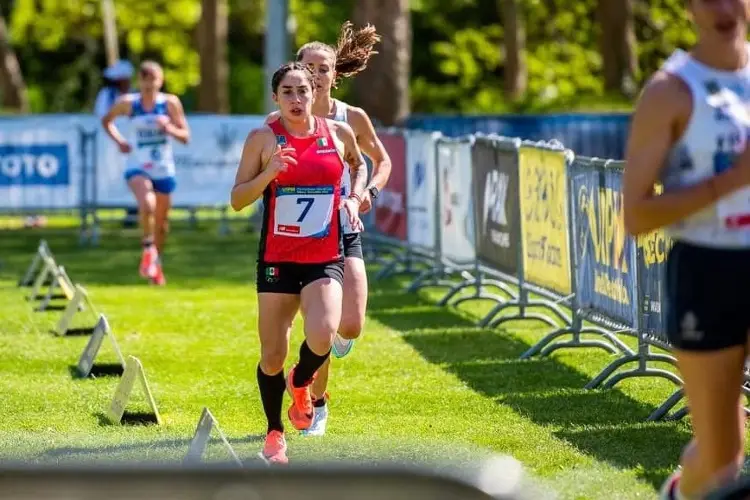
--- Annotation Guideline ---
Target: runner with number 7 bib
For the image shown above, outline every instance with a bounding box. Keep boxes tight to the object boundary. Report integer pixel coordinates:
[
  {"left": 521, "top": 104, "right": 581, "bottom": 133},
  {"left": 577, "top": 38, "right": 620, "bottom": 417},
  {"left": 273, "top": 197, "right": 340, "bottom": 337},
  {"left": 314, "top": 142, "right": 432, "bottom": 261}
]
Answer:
[{"left": 230, "top": 62, "right": 368, "bottom": 465}]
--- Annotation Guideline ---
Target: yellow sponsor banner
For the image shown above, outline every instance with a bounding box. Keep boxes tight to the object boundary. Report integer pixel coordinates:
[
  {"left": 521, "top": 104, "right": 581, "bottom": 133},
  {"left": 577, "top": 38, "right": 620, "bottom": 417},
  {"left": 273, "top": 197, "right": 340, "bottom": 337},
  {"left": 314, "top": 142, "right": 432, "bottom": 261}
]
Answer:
[
  {"left": 636, "top": 183, "right": 672, "bottom": 269},
  {"left": 518, "top": 146, "right": 572, "bottom": 295}
]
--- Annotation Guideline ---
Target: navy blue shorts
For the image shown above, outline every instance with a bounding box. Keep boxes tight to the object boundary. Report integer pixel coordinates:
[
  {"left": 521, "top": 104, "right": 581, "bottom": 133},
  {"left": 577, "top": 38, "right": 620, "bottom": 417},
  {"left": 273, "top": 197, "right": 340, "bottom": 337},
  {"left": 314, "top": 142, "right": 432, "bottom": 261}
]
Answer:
[{"left": 124, "top": 168, "right": 176, "bottom": 195}]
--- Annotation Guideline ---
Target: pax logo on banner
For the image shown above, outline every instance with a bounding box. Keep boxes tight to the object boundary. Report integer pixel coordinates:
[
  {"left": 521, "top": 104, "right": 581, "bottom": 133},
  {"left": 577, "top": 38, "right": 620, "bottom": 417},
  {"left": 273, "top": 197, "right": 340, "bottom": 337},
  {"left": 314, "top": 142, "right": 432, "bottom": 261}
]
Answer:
[{"left": 482, "top": 170, "right": 510, "bottom": 248}]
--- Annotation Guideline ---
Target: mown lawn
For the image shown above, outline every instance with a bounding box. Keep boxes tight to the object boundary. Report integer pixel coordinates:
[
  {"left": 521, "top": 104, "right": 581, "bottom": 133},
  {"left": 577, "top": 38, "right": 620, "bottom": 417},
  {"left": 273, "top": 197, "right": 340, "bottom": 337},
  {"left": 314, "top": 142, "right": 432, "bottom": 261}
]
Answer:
[{"left": 0, "top": 215, "right": 714, "bottom": 499}]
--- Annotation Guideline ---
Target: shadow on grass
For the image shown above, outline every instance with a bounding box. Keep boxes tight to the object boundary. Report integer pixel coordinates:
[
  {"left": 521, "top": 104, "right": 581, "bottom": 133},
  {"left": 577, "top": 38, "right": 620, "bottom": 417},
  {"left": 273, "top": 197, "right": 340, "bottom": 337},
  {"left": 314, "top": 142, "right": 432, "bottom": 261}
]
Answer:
[
  {"left": 0, "top": 223, "right": 260, "bottom": 287},
  {"left": 51, "top": 326, "right": 95, "bottom": 337},
  {"left": 95, "top": 411, "right": 161, "bottom": 427},
  {"left": 33, "top": 304, "right": 67, "bottom": 312},
  {"left": 40, "top": 434, "right": 265, "bottom": 459},
  {"left": 68, "top": 364, "right": 124, "bottom": 379},
  {"left": 368, "top": 277, "right": 690, "bottom": 489}
]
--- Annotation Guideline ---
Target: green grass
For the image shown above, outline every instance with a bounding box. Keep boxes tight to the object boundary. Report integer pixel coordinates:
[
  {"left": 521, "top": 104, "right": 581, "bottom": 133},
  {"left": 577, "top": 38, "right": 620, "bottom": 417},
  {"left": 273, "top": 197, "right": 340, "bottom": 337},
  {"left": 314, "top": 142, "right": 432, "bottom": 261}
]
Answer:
[{"left": 0, "top": 215, "right": 721, "bottom": 498}]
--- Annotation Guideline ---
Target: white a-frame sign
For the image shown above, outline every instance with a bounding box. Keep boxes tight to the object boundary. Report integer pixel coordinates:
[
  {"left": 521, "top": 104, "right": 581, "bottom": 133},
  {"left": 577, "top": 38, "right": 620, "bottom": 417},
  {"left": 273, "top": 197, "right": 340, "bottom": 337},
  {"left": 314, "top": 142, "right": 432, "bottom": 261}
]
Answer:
[{"left": 106, "top": 355, "right": 162, "bottom": 426}]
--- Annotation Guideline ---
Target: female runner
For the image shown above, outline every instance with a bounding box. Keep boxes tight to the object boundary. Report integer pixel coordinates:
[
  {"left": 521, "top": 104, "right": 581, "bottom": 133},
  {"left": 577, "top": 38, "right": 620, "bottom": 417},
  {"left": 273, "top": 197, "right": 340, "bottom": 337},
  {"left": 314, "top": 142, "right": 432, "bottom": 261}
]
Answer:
[
  {"left": 265, "top": 21, "right": 392, "bottom": 436},
  {"left": 231, "top": 62, "right": 368, "bottom": 464},
  {"left": 102, "top": 60, "right": 190, "bottom": 285},
  {"left": 623, "top": 1, "right": 750, "bottom": 497}
]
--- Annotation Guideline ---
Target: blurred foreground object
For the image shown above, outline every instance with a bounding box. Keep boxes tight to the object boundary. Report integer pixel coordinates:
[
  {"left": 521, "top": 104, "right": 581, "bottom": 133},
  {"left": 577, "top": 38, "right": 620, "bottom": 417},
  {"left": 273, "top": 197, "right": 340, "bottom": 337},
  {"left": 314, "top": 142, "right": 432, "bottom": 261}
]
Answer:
[{"left": 0, "top": 456, "right": 550, "bottom": 500}]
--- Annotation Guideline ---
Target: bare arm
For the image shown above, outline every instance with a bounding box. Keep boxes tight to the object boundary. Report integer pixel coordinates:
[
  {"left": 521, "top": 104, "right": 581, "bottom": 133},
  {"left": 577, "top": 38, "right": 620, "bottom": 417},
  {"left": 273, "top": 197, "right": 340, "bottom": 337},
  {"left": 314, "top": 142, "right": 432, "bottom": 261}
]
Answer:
[
  {"left": 230, "top": 128, "right": 280, "bottom": 211},
  {"left": 623, "top": 72, "right": 746, "bottom": 235},
  {"left": 348, "top": 106, "right": 391, "bottom": 191},
  {"left": 334, "top": 120, "right": 368, "bottom": 201},
  {"left": 165, "top": 95, "right": 190, "bottom": 144},
  {"left": 101, "top": 96, "right": 132, "bottom": 147}
]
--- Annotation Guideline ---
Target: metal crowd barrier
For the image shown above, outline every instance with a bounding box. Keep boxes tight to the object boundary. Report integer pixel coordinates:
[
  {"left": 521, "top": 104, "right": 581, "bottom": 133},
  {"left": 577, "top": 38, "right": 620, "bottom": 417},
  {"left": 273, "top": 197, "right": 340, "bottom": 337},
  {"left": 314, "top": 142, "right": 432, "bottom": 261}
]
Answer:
[{"left": 363, "top": 127, "right": 750, "bottom": 423}]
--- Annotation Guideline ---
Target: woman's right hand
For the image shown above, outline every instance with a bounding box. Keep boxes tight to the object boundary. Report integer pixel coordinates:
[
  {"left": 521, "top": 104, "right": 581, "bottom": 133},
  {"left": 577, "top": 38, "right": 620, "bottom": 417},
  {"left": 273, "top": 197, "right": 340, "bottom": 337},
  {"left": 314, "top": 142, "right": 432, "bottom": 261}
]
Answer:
[
  {"left": 266, "top": 144, "right": 297, "bottom": 176},
  {"left": 118, "top": 141, "right": 132, "bottom": 154}
]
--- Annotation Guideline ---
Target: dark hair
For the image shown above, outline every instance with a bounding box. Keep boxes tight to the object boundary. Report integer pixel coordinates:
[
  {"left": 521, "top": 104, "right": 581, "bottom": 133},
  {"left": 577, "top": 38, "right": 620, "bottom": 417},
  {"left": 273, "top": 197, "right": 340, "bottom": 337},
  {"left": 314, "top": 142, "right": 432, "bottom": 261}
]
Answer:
[
  {"left": 296, "top": 21, "right": 381, "bottom": 87},
  {"left": 271, "top": 62, "right": 316, "bottom": 93}
]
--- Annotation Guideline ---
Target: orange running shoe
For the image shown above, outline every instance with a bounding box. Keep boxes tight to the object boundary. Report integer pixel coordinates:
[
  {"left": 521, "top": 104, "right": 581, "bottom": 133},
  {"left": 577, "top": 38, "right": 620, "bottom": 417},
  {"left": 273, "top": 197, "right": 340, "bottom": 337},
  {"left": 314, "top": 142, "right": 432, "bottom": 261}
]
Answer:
[
  {"left": 258, "top": 430, "right": 288, "bottom": 465},
  {"left": 139, "top": 245, "right": 158, "bottom": 279},
  {"left": 286, "top": 365, "right": 315, "bottom": 431}
]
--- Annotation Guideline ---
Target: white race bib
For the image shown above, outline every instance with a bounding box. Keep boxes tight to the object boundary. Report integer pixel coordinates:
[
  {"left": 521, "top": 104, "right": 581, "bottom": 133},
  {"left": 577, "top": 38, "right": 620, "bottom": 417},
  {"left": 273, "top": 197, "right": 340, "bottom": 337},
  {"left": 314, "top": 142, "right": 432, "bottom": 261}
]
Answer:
[
  {"left": 274, "top": 185, "right": 335, "bottom": 237},
  {"left": 133, "top": 128, "right": 173, "bottom": 178},
  {"left": 719, "top": 186, "right": 750, "bottom": 229}
]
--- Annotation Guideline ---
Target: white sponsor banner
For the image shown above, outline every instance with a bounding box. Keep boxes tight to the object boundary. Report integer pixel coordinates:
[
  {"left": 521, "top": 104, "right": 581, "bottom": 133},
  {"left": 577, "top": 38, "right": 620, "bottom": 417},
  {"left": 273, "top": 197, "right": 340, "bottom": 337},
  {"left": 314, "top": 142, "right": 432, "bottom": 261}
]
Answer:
[
  {"left": 437, "top": 140, "right": 476, "bottom": 262},
  {"left": 96, "top": 115, "right": 266, "bottom": 207},
  {"left": 0, "top": 115, "right": 89, "bottom": 210},
  {"left": 405, "top": 131, "right": 439, "bottom": 249}
]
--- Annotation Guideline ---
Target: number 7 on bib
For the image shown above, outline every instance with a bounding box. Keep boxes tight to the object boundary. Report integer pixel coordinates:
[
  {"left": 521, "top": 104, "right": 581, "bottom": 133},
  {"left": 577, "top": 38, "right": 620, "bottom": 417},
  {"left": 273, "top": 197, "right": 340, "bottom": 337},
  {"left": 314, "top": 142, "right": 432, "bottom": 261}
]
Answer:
[{"left": 275, "top": 185, "right": 335, "bottom": 238}]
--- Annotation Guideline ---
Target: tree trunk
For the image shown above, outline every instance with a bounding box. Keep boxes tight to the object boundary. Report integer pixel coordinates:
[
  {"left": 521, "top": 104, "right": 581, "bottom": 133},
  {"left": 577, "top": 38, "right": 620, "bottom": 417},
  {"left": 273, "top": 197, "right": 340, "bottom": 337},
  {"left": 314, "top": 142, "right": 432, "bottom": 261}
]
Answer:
[
  {"left": 352, "top": 0, "right": 410, "bottom": 126},
  {"left": 0, "top": 13, "right": 29, "bottom": 113},
  {"left": 597, "top": 0, "right": 638, "bottom": 97},
  {"left": 499, "top": 0, "right": 526, "bottom": 100},
  {"left": 197, "top": 0, "right": 229, "bottom": 113}
]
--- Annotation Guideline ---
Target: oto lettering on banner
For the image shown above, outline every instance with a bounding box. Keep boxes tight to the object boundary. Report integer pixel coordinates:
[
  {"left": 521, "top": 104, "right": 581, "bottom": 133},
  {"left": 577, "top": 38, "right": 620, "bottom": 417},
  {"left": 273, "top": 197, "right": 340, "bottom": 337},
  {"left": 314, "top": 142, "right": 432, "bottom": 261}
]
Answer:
[
  {"left": 518, "top": 146, "right": 572, "bottom": 295},
  {"left": 573, "top": 160, "right": 638, "bottom": 326},
  {"left": 437, "top": 140, "right": 475, "bottom": 262},
  {"left": 374, "top": 131, "right": 407, "bottom": 241},
  {"left": 636, "top": 184, "right": 671, "bottom": 336},
  {"left": 0, "top": 116, "right": 81, "bottom": 210},
  {"left": 472, "top": 137, "right": 519, "bottom": 275}
]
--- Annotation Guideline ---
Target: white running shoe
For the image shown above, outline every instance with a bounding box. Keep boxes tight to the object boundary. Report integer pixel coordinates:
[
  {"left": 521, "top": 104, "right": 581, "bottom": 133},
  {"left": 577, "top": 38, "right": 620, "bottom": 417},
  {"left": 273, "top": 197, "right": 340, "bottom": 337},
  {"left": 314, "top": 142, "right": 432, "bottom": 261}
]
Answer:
[
  {"left": 301, "top": 404, "right": 328, "bottom": 437},
  {"left": 331, "top": 333, "right": 354, "bottom": 358}
]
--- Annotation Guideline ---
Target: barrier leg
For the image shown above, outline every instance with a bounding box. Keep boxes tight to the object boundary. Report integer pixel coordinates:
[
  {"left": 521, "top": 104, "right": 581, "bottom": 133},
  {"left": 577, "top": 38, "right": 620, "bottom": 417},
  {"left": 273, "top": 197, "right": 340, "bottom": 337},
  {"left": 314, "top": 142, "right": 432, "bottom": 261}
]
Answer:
[{"left": 647, "top": 388, "right": 685, "bottom": 421}]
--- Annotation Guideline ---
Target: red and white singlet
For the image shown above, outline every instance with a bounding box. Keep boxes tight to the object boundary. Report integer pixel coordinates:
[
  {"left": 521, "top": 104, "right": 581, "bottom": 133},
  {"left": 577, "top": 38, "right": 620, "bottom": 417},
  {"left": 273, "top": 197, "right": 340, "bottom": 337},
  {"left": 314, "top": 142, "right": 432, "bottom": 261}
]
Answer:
[{"left": 259, "top": 116, "right": 346, "bottom": 264}]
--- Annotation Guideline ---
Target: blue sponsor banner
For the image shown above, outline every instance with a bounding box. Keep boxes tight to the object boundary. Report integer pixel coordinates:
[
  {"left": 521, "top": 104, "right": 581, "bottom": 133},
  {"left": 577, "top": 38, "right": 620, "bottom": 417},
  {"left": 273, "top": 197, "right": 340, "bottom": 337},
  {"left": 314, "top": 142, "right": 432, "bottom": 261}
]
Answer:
[
  {"left": 572, "top": 158, "right": 638, "bottom": 327},
  {"left": 636, "top": 225, "right": 671, "bottom": 338},
  {"left": 0, "top": 115, "right": 84, "bottom": 210},
  {"left": 0, "top": 144, "right": 70, "bottom": 186}
]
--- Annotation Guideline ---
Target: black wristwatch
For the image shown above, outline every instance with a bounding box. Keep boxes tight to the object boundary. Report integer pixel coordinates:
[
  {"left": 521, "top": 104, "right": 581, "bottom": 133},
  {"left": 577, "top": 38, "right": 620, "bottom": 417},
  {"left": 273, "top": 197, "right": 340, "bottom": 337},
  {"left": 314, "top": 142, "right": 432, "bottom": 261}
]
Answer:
[{"left": 368, "top": 185, "right": 380, "bottom": 199}]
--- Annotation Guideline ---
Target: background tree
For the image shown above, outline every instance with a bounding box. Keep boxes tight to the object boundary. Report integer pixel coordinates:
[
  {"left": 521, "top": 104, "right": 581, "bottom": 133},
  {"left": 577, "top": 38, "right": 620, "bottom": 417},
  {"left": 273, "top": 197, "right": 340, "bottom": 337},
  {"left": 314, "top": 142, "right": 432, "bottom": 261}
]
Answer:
[
  {"left": 197, "top": 0, "right": 229, "bottom": 113},
  {"left": 0, "top": 11, "right": 28, "bottom": 113},
  {"left": 3, "top": 0, "right": 698, "bottom": 115},
  {"left": 597, "top": 0, "right": 638, "bottom": 98},
  {"left": 352, "top": 0, "right": 411, "bottom": 126},
  {"left": 499, "top": 0, "right": 526, "bottom": 101}
]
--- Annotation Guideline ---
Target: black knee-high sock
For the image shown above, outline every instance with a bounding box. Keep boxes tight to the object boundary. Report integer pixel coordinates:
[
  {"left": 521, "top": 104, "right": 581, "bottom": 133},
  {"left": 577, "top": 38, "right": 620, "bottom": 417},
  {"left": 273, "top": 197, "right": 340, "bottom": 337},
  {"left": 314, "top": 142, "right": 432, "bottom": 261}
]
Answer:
[
  {"left": 257, "top": 365, "right": 286, "bottom": 433},
  {"left": 293, "top": 341, "right": 330, "bottom": 387}
]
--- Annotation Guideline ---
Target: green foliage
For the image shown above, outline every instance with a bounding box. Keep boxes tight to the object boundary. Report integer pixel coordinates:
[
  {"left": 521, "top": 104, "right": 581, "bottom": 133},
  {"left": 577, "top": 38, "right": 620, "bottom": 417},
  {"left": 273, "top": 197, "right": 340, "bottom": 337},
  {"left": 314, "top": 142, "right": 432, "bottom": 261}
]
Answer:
[
  {"left": 3, "top": 0, "right": 706, "bottom": 114},
  {"left": 10, "top": 0, "right": 201, "bottom": 111}
]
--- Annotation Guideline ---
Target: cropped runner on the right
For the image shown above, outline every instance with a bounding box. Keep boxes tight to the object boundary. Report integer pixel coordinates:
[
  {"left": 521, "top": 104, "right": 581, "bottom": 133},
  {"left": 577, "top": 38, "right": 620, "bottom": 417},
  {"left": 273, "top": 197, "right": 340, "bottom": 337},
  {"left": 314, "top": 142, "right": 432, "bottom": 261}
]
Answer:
[{"left": 623, "top": 1, "right": 750, "bottom": 499}]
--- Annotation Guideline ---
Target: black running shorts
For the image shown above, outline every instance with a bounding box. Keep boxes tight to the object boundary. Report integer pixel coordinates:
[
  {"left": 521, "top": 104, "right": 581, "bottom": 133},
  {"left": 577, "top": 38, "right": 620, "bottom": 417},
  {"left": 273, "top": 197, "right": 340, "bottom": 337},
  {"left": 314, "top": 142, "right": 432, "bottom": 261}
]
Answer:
[
  {"left": 256, "top": 260, "right": 345, "bottom": 295},
  {"left": 665, "top": 241, "right": 750, "bottom": 351},
  {"left": 343, "top": 233, "right": 364, "bottom": 260}
]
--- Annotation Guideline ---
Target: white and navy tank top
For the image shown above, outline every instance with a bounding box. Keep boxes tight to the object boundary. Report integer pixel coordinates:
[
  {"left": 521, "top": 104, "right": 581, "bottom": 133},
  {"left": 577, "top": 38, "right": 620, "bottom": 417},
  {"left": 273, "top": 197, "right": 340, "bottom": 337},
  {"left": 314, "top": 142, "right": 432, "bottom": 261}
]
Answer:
[
  {"left": 330, "top": 98, "right": 358, "bottom": 235},
  {"left": 128, "top": 93, "right": 175, "bottom": 179},
  {"left": 660, "top": 45, "right": 750, "bottom": 248}
]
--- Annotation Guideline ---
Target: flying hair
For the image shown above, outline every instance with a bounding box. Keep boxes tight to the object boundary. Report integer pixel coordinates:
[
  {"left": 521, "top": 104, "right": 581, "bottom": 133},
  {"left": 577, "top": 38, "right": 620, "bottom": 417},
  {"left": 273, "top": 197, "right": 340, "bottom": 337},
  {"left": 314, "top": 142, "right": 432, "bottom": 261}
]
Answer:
[{"left": 296, "top": 21, "right": 381, "bottom": 87}]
